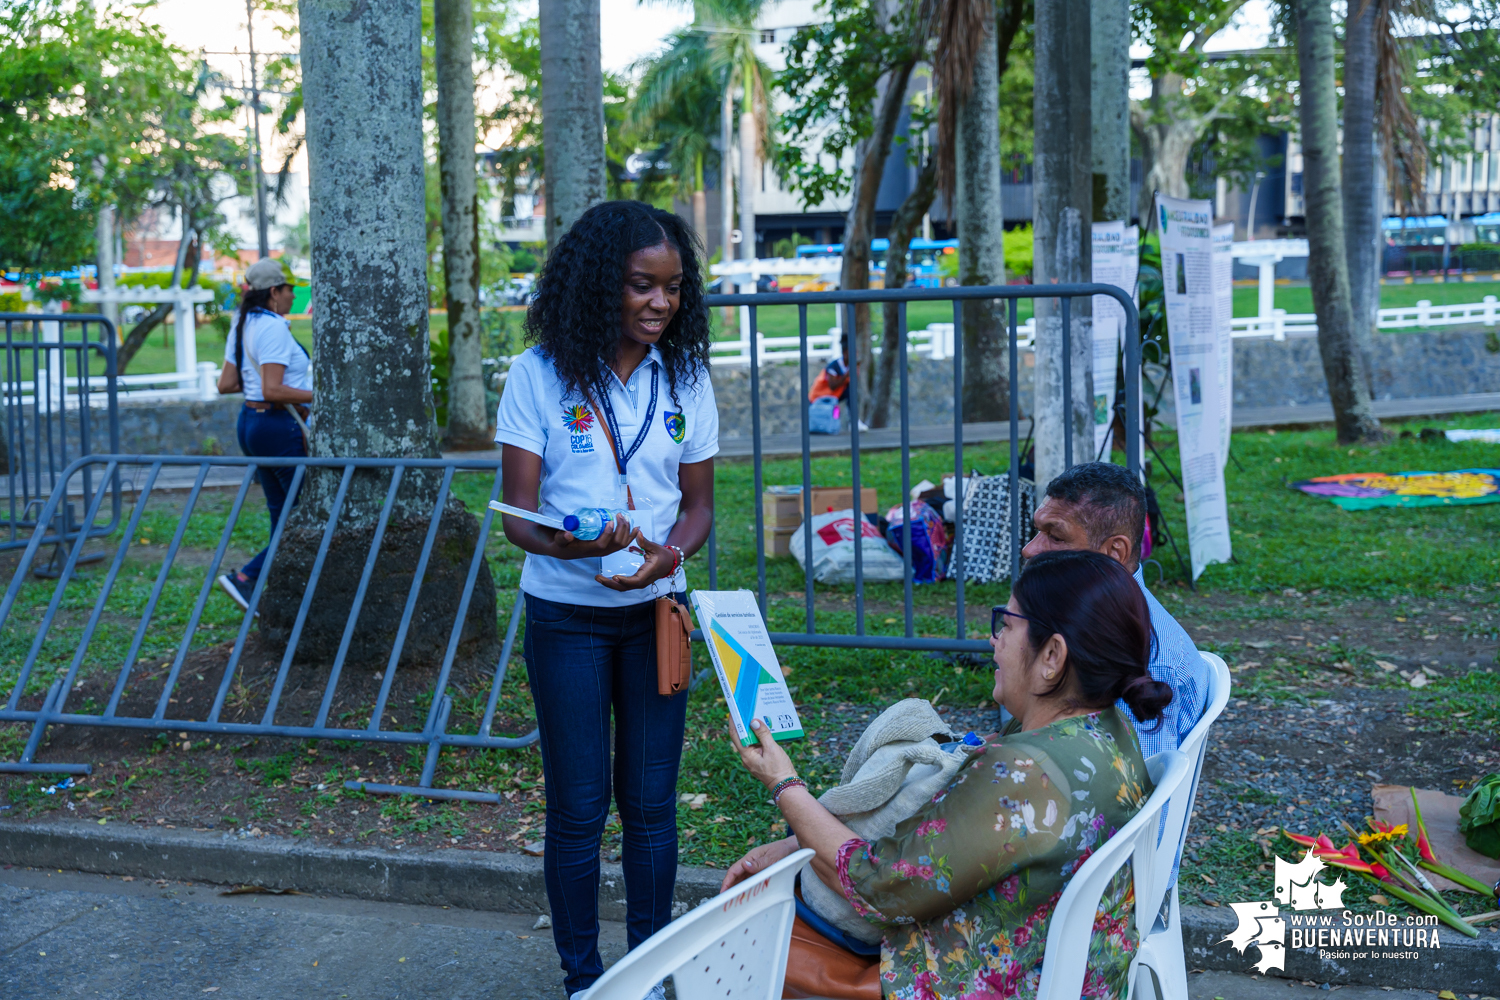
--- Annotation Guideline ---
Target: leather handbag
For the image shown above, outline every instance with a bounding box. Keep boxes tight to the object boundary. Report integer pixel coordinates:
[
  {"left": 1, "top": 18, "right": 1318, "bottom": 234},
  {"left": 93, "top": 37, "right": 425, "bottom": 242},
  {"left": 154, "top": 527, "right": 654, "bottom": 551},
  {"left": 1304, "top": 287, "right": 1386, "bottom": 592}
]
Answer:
[
  {"left": 781, "top": 914, "right": 882, "bottom": 1000},
  {"left": 655, "top": 595, "right": 695, "bottom": 696}
]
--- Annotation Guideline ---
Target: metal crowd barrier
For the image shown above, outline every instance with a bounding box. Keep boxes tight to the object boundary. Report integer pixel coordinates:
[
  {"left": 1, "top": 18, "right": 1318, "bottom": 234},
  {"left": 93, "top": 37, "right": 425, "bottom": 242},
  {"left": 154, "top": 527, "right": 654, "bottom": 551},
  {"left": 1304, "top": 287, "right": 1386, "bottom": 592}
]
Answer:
[
  {"left": 0, "top": 314, "right": 121, "bottom": 559},
  {"left": 700, "top": 283, "right": 1140, "bottom": 655},
  {"left": 0, "top": 455, "right": 534, "bottom": 803}
]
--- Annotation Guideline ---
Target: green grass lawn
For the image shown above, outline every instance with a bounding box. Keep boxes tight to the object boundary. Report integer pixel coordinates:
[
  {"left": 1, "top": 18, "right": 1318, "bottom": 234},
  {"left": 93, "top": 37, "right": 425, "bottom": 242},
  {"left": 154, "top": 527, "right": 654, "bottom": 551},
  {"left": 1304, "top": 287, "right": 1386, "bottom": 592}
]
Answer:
[{"left": 1230, "top": 277, "right": 1500, "bottom": 319}]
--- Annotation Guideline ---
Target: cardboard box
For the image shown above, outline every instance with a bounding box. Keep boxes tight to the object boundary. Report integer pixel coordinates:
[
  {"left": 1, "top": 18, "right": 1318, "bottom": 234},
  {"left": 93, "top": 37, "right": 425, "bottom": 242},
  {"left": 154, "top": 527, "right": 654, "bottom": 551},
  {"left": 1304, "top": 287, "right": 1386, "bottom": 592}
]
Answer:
[
  {"left": 763, "top": 526, "right": 798, "bottom": 559},
  {"left": 762, "top": 486, "right": 878, "bottom": 529}
]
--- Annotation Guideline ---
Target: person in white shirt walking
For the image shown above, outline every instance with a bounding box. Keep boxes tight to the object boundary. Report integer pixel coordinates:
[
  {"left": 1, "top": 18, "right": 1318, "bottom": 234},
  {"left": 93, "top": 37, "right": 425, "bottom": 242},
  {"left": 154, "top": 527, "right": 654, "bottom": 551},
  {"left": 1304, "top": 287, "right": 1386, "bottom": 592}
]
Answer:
[
  {"left": 215, "top": 257, "right": 312, "bottom": 610},
  {"left": 494, "top": 201, "right": 717, "bottom": 999}
]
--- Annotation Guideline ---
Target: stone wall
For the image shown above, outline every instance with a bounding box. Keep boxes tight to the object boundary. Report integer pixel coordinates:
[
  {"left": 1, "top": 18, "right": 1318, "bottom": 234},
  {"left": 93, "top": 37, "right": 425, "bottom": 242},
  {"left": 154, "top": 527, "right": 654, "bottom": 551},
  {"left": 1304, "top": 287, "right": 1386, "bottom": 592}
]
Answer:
[
  {"left": 17, "top": 327, "right": 1496, "bottom": 458},
  {"left": 710, "top": 351, "right": 1039, "bottom": 438}
]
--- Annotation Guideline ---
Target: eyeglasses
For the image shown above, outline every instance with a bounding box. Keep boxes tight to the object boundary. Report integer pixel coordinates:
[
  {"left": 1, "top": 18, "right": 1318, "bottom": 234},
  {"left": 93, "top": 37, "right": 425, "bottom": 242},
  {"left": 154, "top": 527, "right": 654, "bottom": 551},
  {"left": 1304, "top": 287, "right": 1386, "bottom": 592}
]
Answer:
[{"left": 991, "top": 606, "right": 1039, "bottom": 638}]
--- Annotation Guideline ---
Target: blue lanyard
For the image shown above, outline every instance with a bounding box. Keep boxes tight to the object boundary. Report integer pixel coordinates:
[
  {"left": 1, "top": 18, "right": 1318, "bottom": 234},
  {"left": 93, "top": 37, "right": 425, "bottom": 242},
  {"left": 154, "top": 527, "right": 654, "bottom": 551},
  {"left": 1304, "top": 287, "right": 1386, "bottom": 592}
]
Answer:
[{"left": 594, "top": 363, "right": 658, "bottom": 488}]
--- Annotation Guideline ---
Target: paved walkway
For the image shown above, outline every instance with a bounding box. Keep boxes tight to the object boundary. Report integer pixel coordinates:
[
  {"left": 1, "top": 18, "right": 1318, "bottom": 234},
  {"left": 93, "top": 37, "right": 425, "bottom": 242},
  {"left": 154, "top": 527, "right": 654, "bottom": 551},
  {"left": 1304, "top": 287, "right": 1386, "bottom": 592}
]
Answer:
[{"left": 0, "top": 867, "right": 1450, "bottom": 1000}]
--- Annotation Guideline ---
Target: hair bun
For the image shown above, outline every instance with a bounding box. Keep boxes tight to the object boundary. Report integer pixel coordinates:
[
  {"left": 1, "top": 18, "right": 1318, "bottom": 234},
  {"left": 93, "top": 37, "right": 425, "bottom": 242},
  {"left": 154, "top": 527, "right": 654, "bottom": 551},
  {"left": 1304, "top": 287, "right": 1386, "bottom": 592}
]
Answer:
[{"left": 1120, "top": 674, "right": 1173, "bottom": 723}]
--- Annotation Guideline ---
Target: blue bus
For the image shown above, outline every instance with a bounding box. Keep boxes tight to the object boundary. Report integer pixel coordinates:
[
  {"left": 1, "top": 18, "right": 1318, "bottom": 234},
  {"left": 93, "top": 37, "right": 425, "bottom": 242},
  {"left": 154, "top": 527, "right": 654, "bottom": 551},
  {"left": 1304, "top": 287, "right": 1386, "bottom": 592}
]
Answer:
[{"left": 795, "top": 238, "right": 957, "bottom": 288}]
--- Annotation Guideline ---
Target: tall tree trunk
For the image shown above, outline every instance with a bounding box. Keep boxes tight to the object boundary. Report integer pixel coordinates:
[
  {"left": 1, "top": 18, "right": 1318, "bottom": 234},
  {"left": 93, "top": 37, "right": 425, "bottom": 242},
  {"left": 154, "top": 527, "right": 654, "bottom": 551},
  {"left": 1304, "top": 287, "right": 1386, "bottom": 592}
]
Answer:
[
  {"left": 95, "top": 198, "right": 119, "bottom": 336},
  {"left": 1090, "top": 0, "right": 1130, "bottom": 222},
  {"left": 1130, "top": 73, "right": 1200, "bottom": 225},
  {"left": 956, "top": 0, "right": 1008, "bottom": 425},
  {"left": 842, "top": 59, "right": 916, "bottom": 418},
  {"left": 871, "top": 157, "right": 937, "bottom": 428},
  {"left": 1294, "top": 0, "right": 1382, "bottom": 444},
  {"left": 539, "top": 0, "right": 606, "bottom": 247},
  {"left": 738, "top": 104, "right": 756, "bottom": 263},
  {"left": 269, "top": 0, "right": 497, "bottom": 669},
  {"left": 1342, "top": 0, "right": 1380, "bottom": 392},
  {"left": 692, "top": 153, "right": 708, "bottom": 245},
  {"left": 1033, "top": 0, "right": 1093, "bottom": 490},
  {"left": 434, "top": 0, "right": 490, "bottom": 450},
  {"left": 720, "top": 81, "right": 735, "bottom": 279}
]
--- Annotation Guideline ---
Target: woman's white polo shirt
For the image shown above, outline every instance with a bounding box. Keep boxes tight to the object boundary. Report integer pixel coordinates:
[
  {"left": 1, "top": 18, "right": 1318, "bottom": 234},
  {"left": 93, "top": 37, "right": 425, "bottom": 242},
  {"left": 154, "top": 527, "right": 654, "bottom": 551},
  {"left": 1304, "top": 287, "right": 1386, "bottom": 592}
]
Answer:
[{"left": 494, "top": 346, "right": 718, "bottom": 607}]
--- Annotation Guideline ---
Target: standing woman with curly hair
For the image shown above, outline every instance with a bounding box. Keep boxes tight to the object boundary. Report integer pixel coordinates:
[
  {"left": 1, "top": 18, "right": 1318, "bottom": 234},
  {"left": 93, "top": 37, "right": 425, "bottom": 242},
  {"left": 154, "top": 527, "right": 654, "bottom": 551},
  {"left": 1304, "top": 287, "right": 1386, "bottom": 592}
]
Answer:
[{"left": 494, "top": 201, "right": 717, "bottom": 998}]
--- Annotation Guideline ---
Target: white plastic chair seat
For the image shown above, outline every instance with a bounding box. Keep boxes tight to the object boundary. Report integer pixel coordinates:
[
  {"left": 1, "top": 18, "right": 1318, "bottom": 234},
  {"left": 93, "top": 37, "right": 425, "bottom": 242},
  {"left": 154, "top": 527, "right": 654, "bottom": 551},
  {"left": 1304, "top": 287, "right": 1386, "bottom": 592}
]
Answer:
[
  {"left": 1033, "top": 749, "right": 1193, "bottom": 1000},
  {"left": 574, "top": 848, "right": 815, "bottom": 1000},
  {"left": 1131, "top": 651, "right": 1233, "bottom": 1000}
]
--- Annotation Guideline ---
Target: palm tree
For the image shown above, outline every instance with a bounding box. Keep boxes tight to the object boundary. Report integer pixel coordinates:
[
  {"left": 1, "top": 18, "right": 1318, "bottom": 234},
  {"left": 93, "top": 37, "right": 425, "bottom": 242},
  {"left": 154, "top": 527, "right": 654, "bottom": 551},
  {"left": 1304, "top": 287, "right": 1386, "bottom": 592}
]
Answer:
[
  {"left": 1293, "top": 0, "right": 1383, "bottom": 443},
  {"left": 633, "top": 1, "right": 770, "bottom": 273},
  {"left": 628, "top": 32, "right": 726, "bottom": 245},
  {"left": 1342, "top": 0, "right": 1429, "bottom": 389}
]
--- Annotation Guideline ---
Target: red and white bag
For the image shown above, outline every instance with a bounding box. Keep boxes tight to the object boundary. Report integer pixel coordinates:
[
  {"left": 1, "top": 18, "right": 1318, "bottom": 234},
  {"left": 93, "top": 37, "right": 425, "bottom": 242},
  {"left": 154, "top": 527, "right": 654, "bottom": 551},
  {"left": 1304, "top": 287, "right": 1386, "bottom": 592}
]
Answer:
[{"left": 789, "top": 508, "right": 905, "bottom": 584}]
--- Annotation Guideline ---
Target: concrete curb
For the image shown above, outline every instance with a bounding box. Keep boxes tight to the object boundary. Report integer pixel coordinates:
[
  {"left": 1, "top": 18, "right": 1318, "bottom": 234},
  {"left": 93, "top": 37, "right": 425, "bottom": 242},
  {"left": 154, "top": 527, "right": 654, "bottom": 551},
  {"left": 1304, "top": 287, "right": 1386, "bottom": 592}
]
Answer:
[
  {"left": 0, "top": 820, "right": 723, "bottom": 923},
  {"left": 1182, "top": 901, "right": 1499, "bottom": 993},
  {"left": 3, "top": 821, "right": 1496, "bottom": 989}
]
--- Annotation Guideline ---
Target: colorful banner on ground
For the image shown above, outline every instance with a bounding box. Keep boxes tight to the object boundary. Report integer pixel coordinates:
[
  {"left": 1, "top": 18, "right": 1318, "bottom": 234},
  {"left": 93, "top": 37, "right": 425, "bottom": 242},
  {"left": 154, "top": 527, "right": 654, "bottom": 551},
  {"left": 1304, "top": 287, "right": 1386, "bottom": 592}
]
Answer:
[
  {"left": 1157, "top": 193, "right": 1232, "bottom": 580},
  {"left": 1213, "top": 223, "right": 1235, "bottom": 468},
  {"left": 1292, "top": 469, "right": 1500, "bottom": 510},
  {"left": 1091, "top": 222, "right": 1140, "bottom": 461}
]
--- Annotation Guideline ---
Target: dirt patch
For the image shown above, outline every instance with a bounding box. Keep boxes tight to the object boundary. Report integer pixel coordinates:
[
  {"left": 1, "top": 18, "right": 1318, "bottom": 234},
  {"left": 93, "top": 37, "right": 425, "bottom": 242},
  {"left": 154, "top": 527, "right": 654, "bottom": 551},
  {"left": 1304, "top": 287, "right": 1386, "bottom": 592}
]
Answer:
[
  {"left": 4, "top": 587, "right": 1497, "bottom": 875},
  {"left": 2, "top": 636, "right": 541, "bottom": 854}
]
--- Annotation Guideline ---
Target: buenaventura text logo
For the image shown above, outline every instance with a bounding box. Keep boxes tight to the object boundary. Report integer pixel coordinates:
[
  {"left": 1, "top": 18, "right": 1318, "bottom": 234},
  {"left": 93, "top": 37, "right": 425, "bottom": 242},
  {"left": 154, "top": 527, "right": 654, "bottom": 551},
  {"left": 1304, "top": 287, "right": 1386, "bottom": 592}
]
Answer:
[{"left": 1221, "top": 848, "right": 1444, "bottom": 972}]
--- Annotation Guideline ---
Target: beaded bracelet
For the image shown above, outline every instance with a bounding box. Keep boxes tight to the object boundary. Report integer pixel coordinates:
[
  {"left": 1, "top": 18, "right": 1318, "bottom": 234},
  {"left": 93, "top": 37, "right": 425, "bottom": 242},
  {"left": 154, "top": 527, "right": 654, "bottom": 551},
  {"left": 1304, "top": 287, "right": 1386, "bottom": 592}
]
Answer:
[
  {"left": 667, "top": 544, "right": 686, "bottom": 573},
  {"left": 771, "top": 775, "right": 806, "bottom": 805}
]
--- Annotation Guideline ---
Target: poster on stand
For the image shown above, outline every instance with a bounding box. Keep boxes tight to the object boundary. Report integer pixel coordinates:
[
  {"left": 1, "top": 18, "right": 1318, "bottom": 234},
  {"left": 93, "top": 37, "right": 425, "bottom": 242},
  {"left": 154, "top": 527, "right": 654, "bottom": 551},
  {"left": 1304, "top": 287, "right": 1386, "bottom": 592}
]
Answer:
[
  {"left": 1092, "top": 222, "right": 1139, "bottom": 462},
  {"left": 1156, "top": 194, "right": 1232, "bottom": 580},
  {"left": 1213, "top": 223, "right": 1236, "bottom": 468}
]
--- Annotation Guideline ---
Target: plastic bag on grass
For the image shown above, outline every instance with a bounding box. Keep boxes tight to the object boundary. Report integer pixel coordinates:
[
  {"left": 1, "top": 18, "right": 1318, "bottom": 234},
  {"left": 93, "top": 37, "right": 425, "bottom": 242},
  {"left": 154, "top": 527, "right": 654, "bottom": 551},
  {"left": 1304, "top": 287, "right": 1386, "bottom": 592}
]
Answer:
[{"left": 790, "top": 508, "right": 905, "bottom": 584}]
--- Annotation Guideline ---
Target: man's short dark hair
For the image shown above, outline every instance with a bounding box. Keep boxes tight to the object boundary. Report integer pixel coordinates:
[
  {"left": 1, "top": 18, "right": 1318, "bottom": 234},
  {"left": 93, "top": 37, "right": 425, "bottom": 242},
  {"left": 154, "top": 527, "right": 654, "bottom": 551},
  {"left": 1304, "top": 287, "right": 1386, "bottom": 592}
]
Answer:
[{"left": 1044, "top": 462, "right": 1148, "bottom": 564}]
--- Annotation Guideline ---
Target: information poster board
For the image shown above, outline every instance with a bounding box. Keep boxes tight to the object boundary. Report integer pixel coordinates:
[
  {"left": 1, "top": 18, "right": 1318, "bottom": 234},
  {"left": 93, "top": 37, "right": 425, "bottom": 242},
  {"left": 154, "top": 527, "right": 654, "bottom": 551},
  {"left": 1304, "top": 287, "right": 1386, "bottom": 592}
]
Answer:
[
  {"left": 1156, "top": 194, "right": 1232, "bottom": 580},
  {"left": 1212, "top": 223, "right": 1236, "bottom": 469},
  {"left": 1091, "top": 222, "right": 1140, "bottom": 462}
]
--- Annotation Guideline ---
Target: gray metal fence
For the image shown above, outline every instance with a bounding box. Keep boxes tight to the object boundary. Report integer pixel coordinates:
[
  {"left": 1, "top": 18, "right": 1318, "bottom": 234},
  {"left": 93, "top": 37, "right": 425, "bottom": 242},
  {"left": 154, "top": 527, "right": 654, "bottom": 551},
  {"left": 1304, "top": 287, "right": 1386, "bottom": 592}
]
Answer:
[
  {"left": 0, "top": 284, "right": 1136, "bottom": 797},
  {"left": 700, "top": 283, "right": 1140, "bottom": 655},
  {"left": 0, "top": 454, "right": 534, "bottom": 803},
  {"left": 0, "top": 313, "right": 121, "bottom": 561}
]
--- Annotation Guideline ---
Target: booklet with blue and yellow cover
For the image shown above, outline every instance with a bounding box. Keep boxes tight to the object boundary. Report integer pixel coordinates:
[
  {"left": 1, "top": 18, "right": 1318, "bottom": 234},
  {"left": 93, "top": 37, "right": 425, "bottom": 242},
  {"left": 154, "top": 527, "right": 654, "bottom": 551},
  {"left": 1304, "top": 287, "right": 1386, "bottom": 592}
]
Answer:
[{"left": 690, "top": 589, "right": 804, "bottom": 746}]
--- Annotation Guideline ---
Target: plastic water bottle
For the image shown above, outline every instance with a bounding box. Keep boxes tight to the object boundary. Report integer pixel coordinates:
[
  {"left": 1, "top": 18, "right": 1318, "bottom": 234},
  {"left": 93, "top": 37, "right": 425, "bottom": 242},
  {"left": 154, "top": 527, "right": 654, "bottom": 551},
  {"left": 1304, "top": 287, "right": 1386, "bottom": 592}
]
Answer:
[{"left": 562, "top": 507, "right": 628, "bottom": 540}]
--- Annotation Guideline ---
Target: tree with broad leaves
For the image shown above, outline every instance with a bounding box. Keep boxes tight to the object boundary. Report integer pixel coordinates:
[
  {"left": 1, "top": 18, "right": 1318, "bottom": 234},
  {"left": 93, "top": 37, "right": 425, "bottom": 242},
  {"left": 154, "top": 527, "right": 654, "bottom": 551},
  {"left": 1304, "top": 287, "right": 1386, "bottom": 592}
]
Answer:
[{"left": 1130, "top": 1, "right": 1295, "bottom": 223}]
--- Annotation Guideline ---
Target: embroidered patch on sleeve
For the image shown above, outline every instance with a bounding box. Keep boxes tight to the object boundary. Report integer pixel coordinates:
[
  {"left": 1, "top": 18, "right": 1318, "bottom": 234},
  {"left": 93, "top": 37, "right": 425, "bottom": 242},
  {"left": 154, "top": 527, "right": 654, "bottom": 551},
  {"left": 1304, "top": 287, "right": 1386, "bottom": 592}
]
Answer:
[{"left": 663, "top": 410, "right": 686, "bottom": 444}]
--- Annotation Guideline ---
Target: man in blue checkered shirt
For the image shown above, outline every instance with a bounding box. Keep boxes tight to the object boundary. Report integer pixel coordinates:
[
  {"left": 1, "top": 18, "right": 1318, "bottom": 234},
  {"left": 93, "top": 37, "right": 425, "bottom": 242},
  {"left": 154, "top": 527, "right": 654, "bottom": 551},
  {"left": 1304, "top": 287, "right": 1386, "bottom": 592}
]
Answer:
[{"left": 1020, "top": 462, "right": 1207, "bottom": 760}]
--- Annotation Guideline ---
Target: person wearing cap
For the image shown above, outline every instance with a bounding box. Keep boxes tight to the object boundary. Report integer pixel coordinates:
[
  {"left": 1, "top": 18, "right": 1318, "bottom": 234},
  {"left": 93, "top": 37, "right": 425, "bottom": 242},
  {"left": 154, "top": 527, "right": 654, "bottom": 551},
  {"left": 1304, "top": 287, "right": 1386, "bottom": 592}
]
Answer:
[{"left": 215, "top": 257, "right": 311, "bottom": 611}]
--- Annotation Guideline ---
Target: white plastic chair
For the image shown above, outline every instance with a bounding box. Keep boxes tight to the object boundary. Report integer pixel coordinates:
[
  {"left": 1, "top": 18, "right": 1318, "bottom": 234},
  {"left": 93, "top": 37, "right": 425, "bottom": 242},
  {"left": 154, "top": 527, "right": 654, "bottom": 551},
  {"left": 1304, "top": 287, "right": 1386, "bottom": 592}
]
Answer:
[
  {"left": 1033, "top": 749, "right": 1192, "bottom": 1000},
  {"left": 575, "top": 848, "right": 815, "bottom": 1000},
  {"left": 1131, "top": 651, "right": 1233, "bottom": 1000}
]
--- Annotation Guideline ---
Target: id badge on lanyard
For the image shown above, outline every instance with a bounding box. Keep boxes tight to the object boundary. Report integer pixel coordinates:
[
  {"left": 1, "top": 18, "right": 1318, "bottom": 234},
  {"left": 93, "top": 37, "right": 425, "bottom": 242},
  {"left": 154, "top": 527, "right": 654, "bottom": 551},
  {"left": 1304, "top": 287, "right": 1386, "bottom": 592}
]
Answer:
[{"left": 591, "top": 366, "right": 658, "bottom": 579}]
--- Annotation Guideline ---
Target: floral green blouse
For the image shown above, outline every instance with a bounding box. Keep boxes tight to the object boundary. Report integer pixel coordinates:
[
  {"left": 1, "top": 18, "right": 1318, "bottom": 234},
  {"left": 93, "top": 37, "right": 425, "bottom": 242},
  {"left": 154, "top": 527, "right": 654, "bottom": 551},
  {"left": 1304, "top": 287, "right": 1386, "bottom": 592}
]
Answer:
[{"left": 833, "top": 707, "right": 1154, "bottom": 1000}]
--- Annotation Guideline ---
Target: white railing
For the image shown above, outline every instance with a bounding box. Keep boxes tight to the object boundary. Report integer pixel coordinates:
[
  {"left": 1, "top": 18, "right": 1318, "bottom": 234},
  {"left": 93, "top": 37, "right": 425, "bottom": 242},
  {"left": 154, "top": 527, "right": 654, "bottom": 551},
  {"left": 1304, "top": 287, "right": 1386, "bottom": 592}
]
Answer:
[
  {"left": 1230, "top": 295, "right": 1499, "bottom": 340},
  {"left": 9, "top": 362, "right": 220, "bottom": 409},
  {"left": 703, "top": 320, "right": 1040, "bottom": 367}
]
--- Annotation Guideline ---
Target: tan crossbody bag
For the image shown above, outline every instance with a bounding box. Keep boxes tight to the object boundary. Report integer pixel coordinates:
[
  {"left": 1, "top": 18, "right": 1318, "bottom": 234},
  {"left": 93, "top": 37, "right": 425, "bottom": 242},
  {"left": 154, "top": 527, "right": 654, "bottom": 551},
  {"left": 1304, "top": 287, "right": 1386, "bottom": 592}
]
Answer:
[{"left": 582, "top": 386, "right": 695, "bottom": 696}]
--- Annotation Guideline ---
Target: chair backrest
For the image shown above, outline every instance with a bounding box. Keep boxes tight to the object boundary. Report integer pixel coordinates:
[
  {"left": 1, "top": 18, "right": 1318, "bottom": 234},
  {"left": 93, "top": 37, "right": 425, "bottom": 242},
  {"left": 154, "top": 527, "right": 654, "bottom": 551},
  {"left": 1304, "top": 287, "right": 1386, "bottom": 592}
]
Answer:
[
  {"left": 1033, "top": 749, "right": 1191, "bottom": 1000},
  {"left": 577, "top": 848, "right": 815, "bottom": 1000},
  {"left": 1143, "top": 651, "right": 1232, "bottom": 911}
]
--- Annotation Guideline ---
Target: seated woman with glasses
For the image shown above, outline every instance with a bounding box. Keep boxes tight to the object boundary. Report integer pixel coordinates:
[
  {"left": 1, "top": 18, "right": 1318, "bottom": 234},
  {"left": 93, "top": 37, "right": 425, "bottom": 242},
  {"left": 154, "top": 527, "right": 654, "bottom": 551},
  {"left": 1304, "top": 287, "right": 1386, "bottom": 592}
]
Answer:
[{"left": 724, "top": 549, "right": 1174, "bottom": 1000}]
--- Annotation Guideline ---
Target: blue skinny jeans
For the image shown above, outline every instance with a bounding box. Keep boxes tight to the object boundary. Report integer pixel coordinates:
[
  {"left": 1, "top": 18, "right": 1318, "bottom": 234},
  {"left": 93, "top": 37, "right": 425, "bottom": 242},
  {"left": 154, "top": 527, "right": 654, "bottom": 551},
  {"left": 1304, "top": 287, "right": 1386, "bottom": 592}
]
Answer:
[
  {"left": 522, "top": 592, "right": 689, "bottom": 996},
  {"left": 234, "top": 404, "right": 305, "bottom": 583}
]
